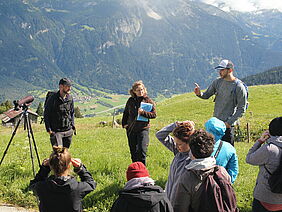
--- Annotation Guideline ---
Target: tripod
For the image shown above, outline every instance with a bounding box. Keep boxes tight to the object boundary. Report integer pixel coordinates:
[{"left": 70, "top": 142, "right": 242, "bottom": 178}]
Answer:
[{"left": 0, "top": 105, "right": 40, "bottom": 176}]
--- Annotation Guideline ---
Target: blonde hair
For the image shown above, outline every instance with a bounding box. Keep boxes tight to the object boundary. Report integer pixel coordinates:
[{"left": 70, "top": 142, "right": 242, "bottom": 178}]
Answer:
[
  {"left": 49, "top": 146, "right": 71, "bottom": 176},
  {"left": 129, "top": 80, "right": 147, "bottom": 97}
]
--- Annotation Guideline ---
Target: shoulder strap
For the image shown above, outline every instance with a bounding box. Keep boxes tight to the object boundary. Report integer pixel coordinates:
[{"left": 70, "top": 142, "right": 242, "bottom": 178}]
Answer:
[
  {"left": 214, "top": 141, "right": 223, "bottom": 159},
  {"left": 264, "top": 142, "right": 282, "bottom": 175}
]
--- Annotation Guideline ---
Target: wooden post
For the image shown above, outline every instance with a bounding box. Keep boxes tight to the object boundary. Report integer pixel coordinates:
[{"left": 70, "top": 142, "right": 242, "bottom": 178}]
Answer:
[
  {"left": 112, "top": 109, "right": 115, "bottom": 128},
  {"left": 247, "top": 122, "right": 250, "bottom": 143}
]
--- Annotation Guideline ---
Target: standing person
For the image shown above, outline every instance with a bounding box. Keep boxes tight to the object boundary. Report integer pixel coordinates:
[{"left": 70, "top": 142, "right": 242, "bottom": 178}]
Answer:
[
  {"left": 205, "top": 117, "right": 239, "bottom": 183},
  {"left": 246, "top": 117, "right": 282, "bottom": 212},
  {"left": 155, "top": 121, "right": 195, "bottom": 200},
  {"left": 110, "top": 162, "right": 173, "bottom": 212},
  {"left": 44, "top": 78, "right": 75, "bottom": 148},
  {"left": 29, "top": 146, "right": 96, "bottom": 212},
  {"left": 122, "top": 80, "right": 156, "bottom": 165},
  {"left": 171, "top": 129, "right": 233, "bottom": 212},
  {"left": 194, "top": 59, "right": 248, "bottom": 146}
]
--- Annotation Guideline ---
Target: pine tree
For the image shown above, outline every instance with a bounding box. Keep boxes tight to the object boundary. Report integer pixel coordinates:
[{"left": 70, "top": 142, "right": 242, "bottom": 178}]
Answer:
[
  {"left": 74, "top": 106, "right": 83, "bottom": 118},
  {"left": 36, "top": 102, "right": 44, "bottom": 116}
]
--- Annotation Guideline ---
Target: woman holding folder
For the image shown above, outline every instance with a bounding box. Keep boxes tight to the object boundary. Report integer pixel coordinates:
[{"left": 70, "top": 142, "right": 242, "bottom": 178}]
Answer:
[{"left": 122, "top": 80, "right": 156, "bottom": 165}]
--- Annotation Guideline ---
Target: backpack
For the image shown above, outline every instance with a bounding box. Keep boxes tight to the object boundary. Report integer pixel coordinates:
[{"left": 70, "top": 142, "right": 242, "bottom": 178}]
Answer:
[
  {"left": 264, "top": 144, "right": 282, "bottom": 193},
  {"left": 44, "top": 91, "right": 56, "bottom": 108},
  {"left": 193, "top": 165, "right": 239, "bottom": 212},
  {"left": 233, "top": 79, "right": 249, "bottom": 110}
]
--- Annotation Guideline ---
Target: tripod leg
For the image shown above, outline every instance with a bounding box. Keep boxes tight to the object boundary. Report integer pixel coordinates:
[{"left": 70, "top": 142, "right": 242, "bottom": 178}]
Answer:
[
  {"left": 25, "top": 113, "right": 36, "bottom": 177},
  {"left": 27, "top": 113, "right": 40, "bottom": 166},
  {"left": 0, "top": 113, "right": 24, "bottom": 166}
]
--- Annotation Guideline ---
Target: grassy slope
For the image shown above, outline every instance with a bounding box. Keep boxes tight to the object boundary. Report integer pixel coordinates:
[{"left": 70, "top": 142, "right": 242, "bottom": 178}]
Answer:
[{"left": 0, "top": 84, "right": 281, "bottom": 211}]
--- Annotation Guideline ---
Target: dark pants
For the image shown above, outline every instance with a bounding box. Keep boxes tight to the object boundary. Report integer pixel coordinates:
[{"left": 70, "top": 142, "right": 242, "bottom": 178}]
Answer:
[
  {"left": 126, "top": 129, "right": 149, "bottom": 166},
  {"left": 253, "top": 198, "right": 282, "bottom": 212},
  {"left": 50, "top": 129, "right": 73, "bottom": 148},
  {"left": 221, "top": 126, "right": 235, "bottom": 146}
]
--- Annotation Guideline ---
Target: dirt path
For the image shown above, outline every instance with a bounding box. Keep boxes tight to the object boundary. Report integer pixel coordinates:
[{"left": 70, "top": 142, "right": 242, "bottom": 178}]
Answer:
[{"left": 0, "top": 204, "right": 37, "bottom": 212}]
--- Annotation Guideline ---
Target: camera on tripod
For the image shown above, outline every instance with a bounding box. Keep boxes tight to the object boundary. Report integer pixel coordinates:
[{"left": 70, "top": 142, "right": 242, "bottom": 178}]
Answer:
[{"left": 13, "top": 95, "right": 34, "bottom": 110}]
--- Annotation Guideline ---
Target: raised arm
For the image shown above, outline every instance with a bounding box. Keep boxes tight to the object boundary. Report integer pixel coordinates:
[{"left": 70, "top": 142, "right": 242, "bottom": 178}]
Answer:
[{"left": 156, "top": 123, "right": 178, "bottom": 155}]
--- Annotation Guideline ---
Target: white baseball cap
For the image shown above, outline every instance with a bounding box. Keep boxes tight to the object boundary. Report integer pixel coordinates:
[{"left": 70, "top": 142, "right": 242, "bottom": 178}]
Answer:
[{"left": 215, "top": 59, "right": 234, "bottom": 70}]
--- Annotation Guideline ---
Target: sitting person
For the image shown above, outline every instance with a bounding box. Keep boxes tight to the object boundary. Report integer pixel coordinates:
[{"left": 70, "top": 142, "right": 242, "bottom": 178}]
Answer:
[
  {"left": 155, "top": 121, "right": 195, "bottom": 200},
  {"left": 205, "top": 117, "right": 239, "bottom": 183},
  {"left": 110, "top": 162, "right": 173, "bottom": 212},
  {"left": 29, "top": 146, "right": 96, "bottom": 212},
  {"left": 246, "top": 117, "right": 282, "bottom": 212},
  {"left": 171, "top": 129, "right": 233, "bottom": 212}
]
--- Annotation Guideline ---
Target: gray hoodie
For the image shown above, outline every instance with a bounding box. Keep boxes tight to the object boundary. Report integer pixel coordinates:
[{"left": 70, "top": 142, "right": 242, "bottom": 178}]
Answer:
[
  {"left": 155, "top": 123, "right": 191, "bottom": 201},
  {"left": 246, "top": 136, "right": 282, "bottom": 204},
  {"left": 171, "top": 157, "right": 230, "bottom": 212}
]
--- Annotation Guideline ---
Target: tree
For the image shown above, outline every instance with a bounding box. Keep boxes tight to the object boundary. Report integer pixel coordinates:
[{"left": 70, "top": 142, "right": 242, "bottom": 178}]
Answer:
[
  {"left": 36, "top": 102, "right": 44, "bottom": 116},
  {"left": 0, "top": 100, "right": 13, "bottom": 114},
  {"left": 74, "top": 106, "right": 83, "bottom": 118}
]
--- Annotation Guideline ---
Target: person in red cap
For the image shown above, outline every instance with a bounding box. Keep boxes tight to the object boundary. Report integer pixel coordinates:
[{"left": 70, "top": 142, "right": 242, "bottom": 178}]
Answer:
[{"left": 111, "top": 162, "right": 173, "bottom": 212}]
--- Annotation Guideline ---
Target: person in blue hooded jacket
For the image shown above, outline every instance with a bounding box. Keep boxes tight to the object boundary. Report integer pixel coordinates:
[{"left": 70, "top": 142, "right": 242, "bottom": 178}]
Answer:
[{"left": 205, "top": 117, "right": 239, "bottom": 183}]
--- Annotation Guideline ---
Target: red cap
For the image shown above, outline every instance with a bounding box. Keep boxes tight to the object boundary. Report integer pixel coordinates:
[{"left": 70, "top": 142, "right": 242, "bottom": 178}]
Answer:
[{"left": 126, "top": 162, "right": 149, "bottom": 181}]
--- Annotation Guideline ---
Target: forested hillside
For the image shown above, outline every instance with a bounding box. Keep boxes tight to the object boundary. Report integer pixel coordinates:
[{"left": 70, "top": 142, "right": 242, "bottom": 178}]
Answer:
[
  {"left": 1, "top": 0, "right": 282, "bottom": 102},
  {"left": 243, "top": 66, "right": 282, "bottom": 85}
]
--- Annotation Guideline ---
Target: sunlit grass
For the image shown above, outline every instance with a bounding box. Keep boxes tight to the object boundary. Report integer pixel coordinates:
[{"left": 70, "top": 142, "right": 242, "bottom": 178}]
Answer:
[{"left": 0, "top": 84, "right": 281, "bottom": 211}]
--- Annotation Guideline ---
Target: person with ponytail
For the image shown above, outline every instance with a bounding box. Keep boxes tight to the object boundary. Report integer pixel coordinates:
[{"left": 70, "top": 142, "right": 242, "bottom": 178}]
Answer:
[{"left": 30, "top": 146, "right": 96, "bottom": 212}]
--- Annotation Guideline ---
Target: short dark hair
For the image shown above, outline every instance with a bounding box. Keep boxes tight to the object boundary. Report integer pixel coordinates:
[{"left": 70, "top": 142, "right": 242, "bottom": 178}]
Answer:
[
  {"left": 172, "top": 122, "right": 195, "bottom": 144},
  {"left": 189, "top": 129, "right": 215, "bottom": 159}
]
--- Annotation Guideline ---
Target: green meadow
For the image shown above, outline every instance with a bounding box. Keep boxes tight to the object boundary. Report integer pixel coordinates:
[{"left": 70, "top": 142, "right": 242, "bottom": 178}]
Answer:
[{"left": 0, "top": 84, "right": 281, "bottom": 211}]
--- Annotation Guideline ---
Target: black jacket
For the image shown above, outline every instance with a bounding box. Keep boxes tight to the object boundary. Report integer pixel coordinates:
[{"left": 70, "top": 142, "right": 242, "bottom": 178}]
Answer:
[
  {"left": 29, "top": 165, "right": 96, "bottom": 212},
  {"left": 44, "top": 91, "right": 75, "bottom": 132},
  {"left": 110, "top": 185, "right": 173, "bottom": 212},
  {"left": 122, "top": 96, "right": 156, "bottom": 132}
]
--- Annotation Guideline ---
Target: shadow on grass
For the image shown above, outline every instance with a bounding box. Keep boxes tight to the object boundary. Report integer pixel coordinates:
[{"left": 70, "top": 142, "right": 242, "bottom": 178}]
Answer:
[{"left": 83, "top": 182, "right": 123, "bottom": 209}]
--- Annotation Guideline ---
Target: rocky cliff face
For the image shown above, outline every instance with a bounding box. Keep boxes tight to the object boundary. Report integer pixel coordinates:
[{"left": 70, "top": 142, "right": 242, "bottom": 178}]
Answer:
[{"left": 0, "top": 0, "right": 282, "bottom": 101}]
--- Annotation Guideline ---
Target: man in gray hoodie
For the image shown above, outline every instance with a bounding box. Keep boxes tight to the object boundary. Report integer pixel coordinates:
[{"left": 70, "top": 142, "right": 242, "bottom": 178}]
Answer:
[
  {"left": 246, "top": 117, "right": 282, "bottom": 212},
  {"left": 194, "top": 59, "right": 248, "bottom": 146}
]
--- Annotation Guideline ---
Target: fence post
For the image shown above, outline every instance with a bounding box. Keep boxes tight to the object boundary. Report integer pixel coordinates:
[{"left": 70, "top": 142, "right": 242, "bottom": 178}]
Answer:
[
  {"left": 247, "top": 122, "right": 250, "bottom": 143},
  {"left": 112, "top": 109, "right": 115, "bottom": 128}
]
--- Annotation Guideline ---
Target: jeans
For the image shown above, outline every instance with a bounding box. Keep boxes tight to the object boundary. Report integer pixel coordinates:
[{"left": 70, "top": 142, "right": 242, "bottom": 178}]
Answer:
[
  {"left": 253, "top": 198, "right": 282, "bottom": 212},
  {"left": 221, "top": 126, "right": 235, "bottom": 146},
  {"left": 127, "top": 128, "right": 149, "bottom": 166}
]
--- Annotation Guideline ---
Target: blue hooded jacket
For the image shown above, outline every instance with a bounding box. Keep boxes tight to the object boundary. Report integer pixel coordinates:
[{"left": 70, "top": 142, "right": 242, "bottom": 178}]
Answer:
[{"left": 205, "top": 117, "right": 239, "bottom": 183}]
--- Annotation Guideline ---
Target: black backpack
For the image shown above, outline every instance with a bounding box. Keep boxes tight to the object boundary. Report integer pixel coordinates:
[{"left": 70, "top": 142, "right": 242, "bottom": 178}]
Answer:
[
  {"left": 264, "top": 144, "right": 282, "bottom": 193},
  {"left": 193, "top": 165, "right": 239, "bottom": 212},
  {"left": 44, "top": 91, "right": 56, "bottom": 108}
]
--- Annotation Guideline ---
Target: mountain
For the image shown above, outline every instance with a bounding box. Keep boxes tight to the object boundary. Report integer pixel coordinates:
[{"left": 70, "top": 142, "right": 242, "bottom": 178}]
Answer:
[
  {"left": 1, "top": 0, "right": 282, "bottom": 102},
  {"left": 242, "top": 66, "right": 282, "bottom": 86},
  {"left": 231, "top": 9, "right": 282, "bottom": 52}
]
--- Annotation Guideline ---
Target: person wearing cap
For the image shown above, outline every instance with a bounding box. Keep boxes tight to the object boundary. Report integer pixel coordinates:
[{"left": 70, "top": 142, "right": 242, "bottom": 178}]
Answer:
[
  {"left": 205, "top": 117, "right": 239, "bottom": 183},
  {"left": 44, "top": 78, "right": 75, "bottom": 148},
  {"left": 194, "top": 59, "right": 248, "bottom": 146},
  {"left": 110, "top": 162, "right": 173, "bottom": 212},
  {"left": 246, "top": 117, "right": 282, "bottom": 212}
]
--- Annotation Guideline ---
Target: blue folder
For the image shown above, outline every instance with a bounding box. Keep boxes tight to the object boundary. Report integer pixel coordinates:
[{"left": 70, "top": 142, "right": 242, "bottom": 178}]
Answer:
[{"left": 137, "top": 102, "right": 153, "bottom": 122}]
